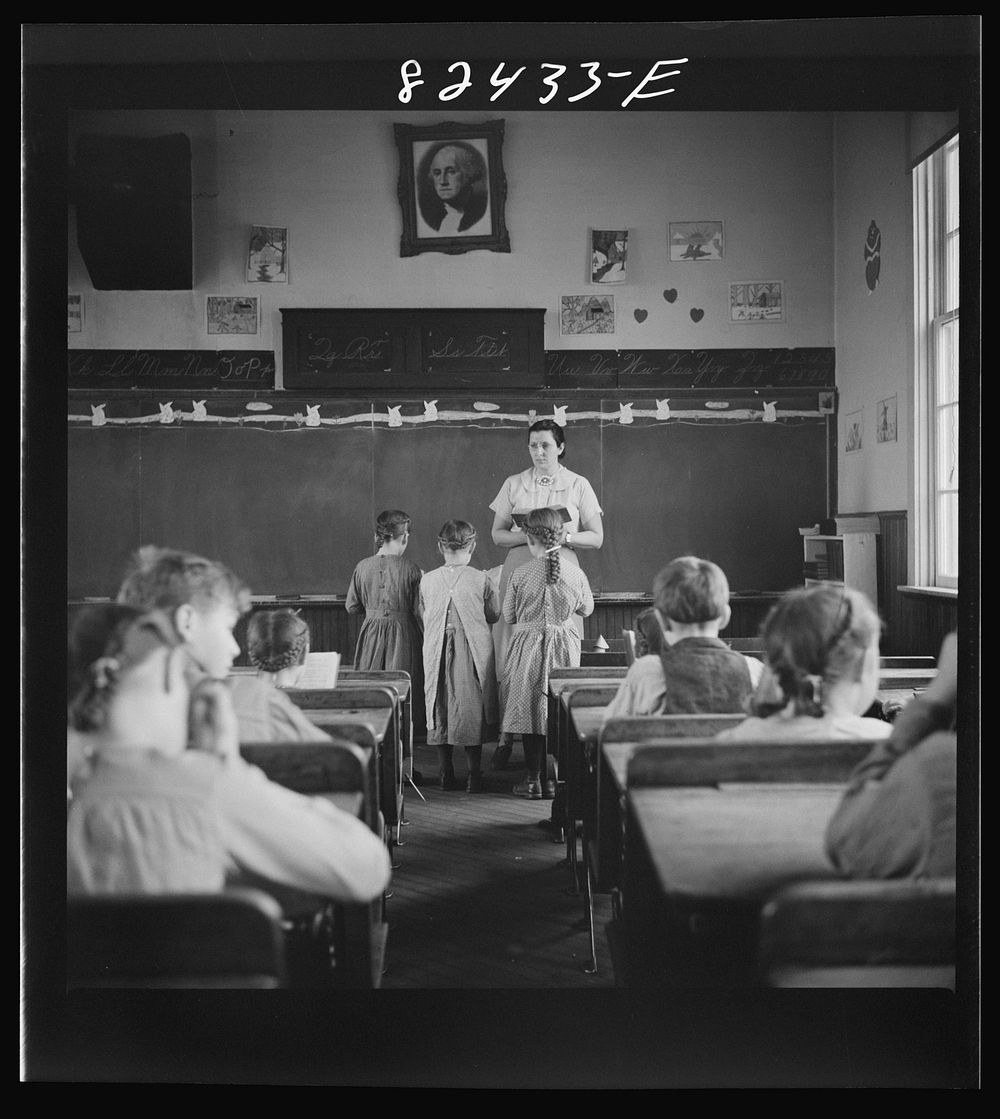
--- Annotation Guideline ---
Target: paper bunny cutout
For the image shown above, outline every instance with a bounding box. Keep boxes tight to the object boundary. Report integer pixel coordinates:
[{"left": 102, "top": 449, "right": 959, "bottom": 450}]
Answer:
[
  {"left": 387, "top": 405, "right": 403, "bottom": 428},
  {"left": 90, "top": 404, "right": 107, "bottom": 427},
  {"left": 762, "top": 401, "right": 777, "bottom": 423},
  {"left": 423, "top": 400, "right": 438, "bottom": 421},
  {"left": 655, "top": 399, "right": 671, "bottom": 420},
  {"left": 552, "top": 405, "right": 568, "bottom": 426},
  {"left": 618, "top": 402, "right": 635, "bottom": 425},
  {"left": 305, "top": 404, "right": 322, "bottom": 427},
  {"left": 158, "top": 402, "right": 175, "bottom": 424},
  {"left": 191, "top": 400, "right": 208, "bottom": 421}
]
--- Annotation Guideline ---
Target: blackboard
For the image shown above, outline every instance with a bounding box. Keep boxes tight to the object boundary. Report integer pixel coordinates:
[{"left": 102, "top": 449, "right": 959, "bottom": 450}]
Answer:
[{"left": 68, "top": 411, "right": 829, "bottom": 598}]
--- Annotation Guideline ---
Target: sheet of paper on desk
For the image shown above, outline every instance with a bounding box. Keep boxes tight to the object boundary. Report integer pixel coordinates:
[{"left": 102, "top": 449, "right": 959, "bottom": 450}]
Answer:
[{"left": 296, "top": 651, "right": 341, "bottom": 689}]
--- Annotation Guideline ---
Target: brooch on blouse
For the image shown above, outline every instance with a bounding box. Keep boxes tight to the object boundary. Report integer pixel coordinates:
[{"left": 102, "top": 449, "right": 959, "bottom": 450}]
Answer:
[{"left": 534, "top": 475, "right": 554, "bottom": 486}]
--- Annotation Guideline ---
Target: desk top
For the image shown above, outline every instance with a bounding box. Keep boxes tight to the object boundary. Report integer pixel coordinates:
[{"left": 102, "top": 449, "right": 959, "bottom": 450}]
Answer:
[
  {"left": 630, "top": 785, "right": 842, "bottom": 903},
  {"left": 878, "top": 667, "right": 936, "bottom": 689},
  {"left": 336, "top": 673, "right": 411, "bottom": 700},
  {"left": 569, "top": 705, "right": 610, "bottom": 745},
  {"left": 299, "top": 707, "right": 392, "bottom": 743}
]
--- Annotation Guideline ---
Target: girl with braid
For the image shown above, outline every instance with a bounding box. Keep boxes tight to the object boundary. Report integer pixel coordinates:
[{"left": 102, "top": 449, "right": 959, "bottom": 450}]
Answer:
[
  {"left": 227, "top": 608, "right": 333, "bottom": 743},
  {"left": 716, "top": 584, "right": 891, "bottom": 743},
  {"left": 346, "top": 509, "right": 425, "bottom": 731},
  {"left": 419, "top": 520, "right": 500, "bottom": 792},
  {"left": 499, "top": 507, "right": 594, "bottom": 800}
]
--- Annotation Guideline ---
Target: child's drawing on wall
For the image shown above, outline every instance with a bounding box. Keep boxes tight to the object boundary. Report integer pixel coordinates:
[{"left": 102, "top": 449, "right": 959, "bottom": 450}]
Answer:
[{"left": 247, "top": 226, "right": 288, "bottom": 283}]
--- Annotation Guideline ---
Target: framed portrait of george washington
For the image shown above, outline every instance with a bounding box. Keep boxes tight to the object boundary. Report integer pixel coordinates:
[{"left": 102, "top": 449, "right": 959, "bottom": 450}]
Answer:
[{"left": 394, "top": 119, "right": 511, "bottom": 257}]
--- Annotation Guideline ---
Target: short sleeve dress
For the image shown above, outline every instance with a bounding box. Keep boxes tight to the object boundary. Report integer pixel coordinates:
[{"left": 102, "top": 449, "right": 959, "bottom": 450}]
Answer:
[
  {"left": 499, "top": 556, "right": 595, "bottom": 736},
  {"left": 489, "top": 464, "right": 602, "bottom": 714}
]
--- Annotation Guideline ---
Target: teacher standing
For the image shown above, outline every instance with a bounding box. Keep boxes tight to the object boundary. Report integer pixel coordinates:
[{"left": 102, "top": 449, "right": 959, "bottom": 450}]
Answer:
[{"left": 488, "top": 419, "right": 604, "bottom": 770}]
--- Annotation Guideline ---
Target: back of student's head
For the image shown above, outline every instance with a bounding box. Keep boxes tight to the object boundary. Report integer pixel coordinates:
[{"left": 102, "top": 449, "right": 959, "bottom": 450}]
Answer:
[
  {"left": 374, "top": 509, "right": 411, "bottom": 548},
  {"left": 524, "top": 507, "right": 564, "bottom": 583},
  {"left": 68, "top": 603, "right": 181, "bottom": 732},
  {"left": 246, "top": 608, "right": 310, "bottom": 673},
  {"left": 437, "top": 519, "right": 477, "bottom": 552},
  {"left": 116, "top": 545, "right": 251, "bottom": 616},
  {"left": 755, "top": 584, "right": 882, "bottom": 717},
  {"left": 652, "top": 556, "right": 730, "bottom": 624}
]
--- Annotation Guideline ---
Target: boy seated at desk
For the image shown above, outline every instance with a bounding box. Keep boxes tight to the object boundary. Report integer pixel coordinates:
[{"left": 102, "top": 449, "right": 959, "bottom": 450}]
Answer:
[
  {"left": 115, "top": 545, "right": 331, "bottom": 745},
  {"left": 602, "top": 556, "right": 763, "bottom": 723}
]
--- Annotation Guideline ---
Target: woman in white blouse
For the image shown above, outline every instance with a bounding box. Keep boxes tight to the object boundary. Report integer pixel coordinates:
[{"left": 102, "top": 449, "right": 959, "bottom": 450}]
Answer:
[{"left": 488, "top": 419, "right": 604, "bottom": 770}]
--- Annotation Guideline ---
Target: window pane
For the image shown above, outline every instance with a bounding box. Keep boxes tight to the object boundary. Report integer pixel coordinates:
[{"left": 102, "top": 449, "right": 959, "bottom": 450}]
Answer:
[
  {"left": 945, "top": 141, "right": 959, "bottom": 232},
  {"left": 936, "top": 490, "right": 959, "bottom": 581},
  {"left": 944, "top": 230, "right": 960, "bottom": 311},
  {"left": 936, "top": 318, "right": 959, "bottom": 403},
  {"left": 936, "top": 402, "right": 959, "bottom": 490}
]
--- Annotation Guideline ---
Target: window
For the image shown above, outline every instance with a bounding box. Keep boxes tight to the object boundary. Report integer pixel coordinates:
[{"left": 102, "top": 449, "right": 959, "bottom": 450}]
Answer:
[{"left": 913, "top": 135, "right": 959, "bottom": 589}]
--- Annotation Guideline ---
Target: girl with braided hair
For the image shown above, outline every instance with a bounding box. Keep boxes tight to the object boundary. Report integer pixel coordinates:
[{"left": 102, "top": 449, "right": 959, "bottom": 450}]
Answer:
[
  {"left": 499, "top": 507, "right": 594, "bottom": 799},
  {"left": 226, "top": 609, "right": 334, "bottom": 743},
  {"left": 716, "top": 584, "right": 892, "bottom": 743},
  {"left": 346, "top": 509, "right": 425, "bottom": 731},
  {"left": 419, "top": 520, "right": 500, "bottom": 792}
]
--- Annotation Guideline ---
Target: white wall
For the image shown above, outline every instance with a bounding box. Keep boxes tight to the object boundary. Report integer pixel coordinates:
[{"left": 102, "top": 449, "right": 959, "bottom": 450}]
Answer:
[
  {"left": 831, "top": 113, "right": 912, "bottom": 515},
  {"left": 68, "top": 109, "right": 836, "bottom": 380}
]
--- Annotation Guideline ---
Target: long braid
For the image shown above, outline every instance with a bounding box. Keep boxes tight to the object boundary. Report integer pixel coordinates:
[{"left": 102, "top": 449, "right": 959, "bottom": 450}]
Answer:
[{"left": 524, "top": 508, "right": 564, "bottom": 584}]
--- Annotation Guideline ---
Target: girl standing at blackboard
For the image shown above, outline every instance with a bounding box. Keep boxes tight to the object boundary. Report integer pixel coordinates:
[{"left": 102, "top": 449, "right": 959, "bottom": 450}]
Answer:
[
  {"left": 500, "top": 507, "right": 594, "bottom": 800},
  {"left": 488, "top": 419, "right": 604, "bottom": 772},
  {"left": 418, "top": 520, "right": 500, "bottom": 792},
  {"left": 346, "top": 510, "right": 425, "bottom": 732}
]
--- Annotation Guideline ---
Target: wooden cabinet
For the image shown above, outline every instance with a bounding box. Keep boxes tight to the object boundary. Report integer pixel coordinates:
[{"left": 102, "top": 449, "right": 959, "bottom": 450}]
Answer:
[
  {"left": 802, "top": 533, "right": 878, "bottom": 609},
  {"left": 280, "top": 307, "right": 545, "bottom": 390}
]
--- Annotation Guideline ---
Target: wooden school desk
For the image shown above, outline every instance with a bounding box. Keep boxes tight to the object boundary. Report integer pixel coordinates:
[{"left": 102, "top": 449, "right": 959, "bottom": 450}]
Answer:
[
  {"left": 284, "top": 694, "right": 398, "bottom": 847},
  {"left": 615, "top": 739, "right": 879, "bottom": 988},
  {"left": 576, "top": 713, "right": 747, "bottom": 974},
  {"left": 238, "top": 738, "right": 388, "bottom": 988},
  {"left": 557, "top": 689, "right": 622, "bottom": 879}
]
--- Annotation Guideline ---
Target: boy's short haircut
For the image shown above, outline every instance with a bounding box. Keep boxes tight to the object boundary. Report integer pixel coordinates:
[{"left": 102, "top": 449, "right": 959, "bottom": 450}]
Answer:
[
  {"left": 652, "top": 555, "right": 730, "bottom": 624},
  {"left": 116, "top": 545, "right": 252, "bottom": 616}
]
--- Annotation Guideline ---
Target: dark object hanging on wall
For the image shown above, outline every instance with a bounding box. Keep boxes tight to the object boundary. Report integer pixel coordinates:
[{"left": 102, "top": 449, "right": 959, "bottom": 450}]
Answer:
[{"left": 73, "top": 133, "right": 193, "bottom": 291}]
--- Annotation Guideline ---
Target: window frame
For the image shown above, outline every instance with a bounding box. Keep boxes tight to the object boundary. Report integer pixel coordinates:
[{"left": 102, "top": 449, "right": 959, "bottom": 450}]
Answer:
[{"left": 912, "top": 134, "right": 960, "bottom": 591}]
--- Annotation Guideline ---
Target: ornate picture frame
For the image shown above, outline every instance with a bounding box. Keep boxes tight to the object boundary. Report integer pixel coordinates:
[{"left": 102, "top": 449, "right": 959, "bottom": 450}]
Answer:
[{"left": 394, "top": 119, "right": 511, "bottom": 258}]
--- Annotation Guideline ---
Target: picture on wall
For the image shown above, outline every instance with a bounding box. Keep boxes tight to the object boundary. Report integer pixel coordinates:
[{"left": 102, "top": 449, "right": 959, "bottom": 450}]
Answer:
[
  {"left": 560, "top": 295, "right": 615, "bottom": 335},
  {"left": 876, "top": 395, "right": 897, "bottom": 442},
  {"left": 729, "top": 280, "right": 784, "bottom": 322},
  {"left": 669, "top": 221, "right": 724, "bottom": 261},
  {"left": 845, "top": 409, "right": 863, "bottom": 453},
  {"left": 394, "top": 119, "right": 510, "bottom": 258},
  {"left": 247, "top": 226, "right": 288, "bottom": 283},
  {"left": 591, "top": 229, "right": 628, "bottom": 283},
  {"left": 68, "top": 293, "right": 82, "bottom": 332},
  {"left": 207, "top": 296, "right": 258, "bottom": 335}
]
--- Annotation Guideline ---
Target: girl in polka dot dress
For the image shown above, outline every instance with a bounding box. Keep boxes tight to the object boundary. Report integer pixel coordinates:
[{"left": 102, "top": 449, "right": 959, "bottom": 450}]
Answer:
[{"left": 499, "top": 507, "right": 594, "bottom": 800}]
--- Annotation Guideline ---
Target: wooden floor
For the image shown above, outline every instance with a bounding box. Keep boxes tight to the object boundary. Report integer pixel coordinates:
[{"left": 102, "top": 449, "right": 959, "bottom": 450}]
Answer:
[{"left": 379, "top": 739, "right": 616, "bottom": 989}]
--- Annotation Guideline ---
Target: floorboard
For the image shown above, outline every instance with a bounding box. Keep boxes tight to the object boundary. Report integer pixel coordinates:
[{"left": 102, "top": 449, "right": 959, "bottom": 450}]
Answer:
[{"left": 380, "top": 740, "right": 615, "bottom": 989}]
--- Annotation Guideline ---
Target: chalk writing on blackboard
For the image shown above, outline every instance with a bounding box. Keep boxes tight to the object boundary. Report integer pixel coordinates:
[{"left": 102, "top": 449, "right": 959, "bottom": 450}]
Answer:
[
  {"left": 305, "top": 332, "right": 392, "bottom": 370},
  {"left": 545, "top": 348, "right": 835, "bottom": 389},
  {"left": 68, "top": 350, "right": 276, "bottom": 389},
  {"left": 425, "top": 332, "right": 510, "bottom": 364}
]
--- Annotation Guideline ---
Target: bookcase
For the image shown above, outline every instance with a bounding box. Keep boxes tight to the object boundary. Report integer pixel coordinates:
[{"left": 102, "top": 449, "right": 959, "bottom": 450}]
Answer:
[{"left": 802, "top": 533, "right": 878, "bottom": 610}]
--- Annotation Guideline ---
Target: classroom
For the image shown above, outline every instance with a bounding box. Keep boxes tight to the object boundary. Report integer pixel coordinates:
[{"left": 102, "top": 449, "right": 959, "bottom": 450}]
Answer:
[{"left": 24, "top": 20, "right": 980, "bottom": 1088}]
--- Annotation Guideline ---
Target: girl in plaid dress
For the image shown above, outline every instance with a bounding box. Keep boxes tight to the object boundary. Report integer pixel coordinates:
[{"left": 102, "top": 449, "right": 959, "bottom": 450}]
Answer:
[{"left": 499, "top": 507, "right": 594, "bottom": 800}]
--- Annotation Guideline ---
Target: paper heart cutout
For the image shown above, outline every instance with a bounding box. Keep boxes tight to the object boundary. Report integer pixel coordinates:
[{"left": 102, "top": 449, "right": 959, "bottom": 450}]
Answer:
[
  {"left": 663, "top": 289, "right": 678, "bottom": 303},
  {"left": 634, "top": 308, "right": 648, "bottom": 323},
  {"left": 690, "top": 308, "right": 704, "bottom": 323}
]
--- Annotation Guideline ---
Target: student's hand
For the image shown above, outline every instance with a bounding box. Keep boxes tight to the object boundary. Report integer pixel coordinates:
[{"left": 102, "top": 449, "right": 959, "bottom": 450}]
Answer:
[{"left": 189, "top": 678, "right": 240, "bottom": 760}]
